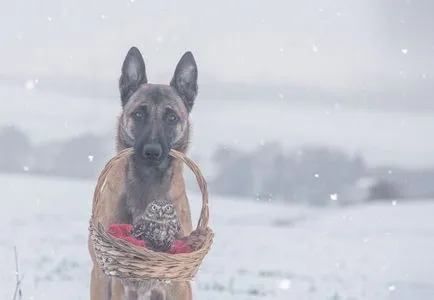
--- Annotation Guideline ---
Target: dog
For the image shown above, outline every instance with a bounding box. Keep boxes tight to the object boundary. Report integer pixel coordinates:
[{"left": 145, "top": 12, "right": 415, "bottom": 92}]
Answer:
[{"left": 88, "top": 46, "right": 199, "bottom": 300}]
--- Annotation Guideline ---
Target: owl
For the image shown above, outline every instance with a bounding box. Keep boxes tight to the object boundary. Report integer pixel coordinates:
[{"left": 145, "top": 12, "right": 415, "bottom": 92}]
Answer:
[{"left": 132, "top": 198, "right": 181, "bottom": 252}]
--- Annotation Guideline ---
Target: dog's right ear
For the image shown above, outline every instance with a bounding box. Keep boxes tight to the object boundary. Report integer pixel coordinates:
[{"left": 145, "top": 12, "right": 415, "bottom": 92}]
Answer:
[{"left": 119, "top": 47, "right": 148, "bottom": 106}]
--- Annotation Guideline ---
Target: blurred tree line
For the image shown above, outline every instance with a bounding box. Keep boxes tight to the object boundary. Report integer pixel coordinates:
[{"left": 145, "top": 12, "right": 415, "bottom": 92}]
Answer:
[
  {"left": 0, "top": 125, "right": 432, "bottom": 206},
  {"left": 0, "top": 125, "right": 111, "bottom": 179},
  {"left": 210, "top": 142, "right": 434, "bottom": 205}
]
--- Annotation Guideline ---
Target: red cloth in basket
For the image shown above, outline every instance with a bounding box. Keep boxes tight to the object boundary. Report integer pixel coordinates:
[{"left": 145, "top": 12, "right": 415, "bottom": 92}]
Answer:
[{"left": 108, "top": 224, "right": 191, "bottom": 254}]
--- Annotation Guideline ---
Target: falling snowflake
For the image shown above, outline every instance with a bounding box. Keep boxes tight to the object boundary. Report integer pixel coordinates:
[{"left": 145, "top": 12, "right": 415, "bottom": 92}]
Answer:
[
  {"left": 24, "top": 79, "right": 36, "bottom": 90},
  {"left": 130, "top": 0, "right": 135, "bottom": 2},
  {"left": 401, "top": 48, "right": 408, "bottom": 55},
  {"left": 392, "top": 200, "right": 397, "bottom": 206},
  {"left": 156, "top": 36, "right": 164, "bottom": 43},
  {"left": 388, "top": 285, "right": 396, "bottom": 292},
  {"left": 279, "top": 47, "right": 284, "bottom": 52},
  {"left": 329, "top": 193, "right": 338, "bottom": 201},
  {"left": 23, "top": 166, "right": 30, "bottom": 172},
  {"left": 47, "top": 16, "right": 53, "bottom": 22},
  {"left": 388, "top": 170, "right": 392, "bottom": 175},
  {"left": 312, "top": 44, "right": 318, "bottom": 52},
  {"left": 88, "top": 155, "right": 94, "bottom": 162},
  {"left": 278, "top": 279, "right": 291, "bottom": 290},
  {"left": 100, "top": 14, "right": 107, "bottom": 20},
  {"left": 363, "top": 237, "right": 369, "bottom": 243},
  {"left": 314, "top": 173, "right": 320, "bottom": 178},
  {"left": 64, "top": 120, "right": 69, "bottom": 129}
]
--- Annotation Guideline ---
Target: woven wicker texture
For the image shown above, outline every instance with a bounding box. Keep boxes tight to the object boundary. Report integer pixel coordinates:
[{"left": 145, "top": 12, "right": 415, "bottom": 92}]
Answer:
[{"left": 89, "top": 148, "right": 214, "bottom": 281}]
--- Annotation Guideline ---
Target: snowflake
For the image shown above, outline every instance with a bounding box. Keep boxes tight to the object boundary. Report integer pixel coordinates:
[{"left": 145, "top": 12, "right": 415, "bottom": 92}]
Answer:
[
  {"left": 278, "top": 279, "right": 291, "bottom": 290},
  {"left": 388, "top": 285, "right": 396, "bottom": 292},
  {"left": 24, "top": 80, "right": 36, "bottom": 90},
  {"left": 392, "top": 200, "right": 397, "bottom": 206},
  {"left": 401, "top": 48, "right": 408, "bottom": 55},
  {"left": 88, "top": 155, "right": 94, "bottom": 162},
  {"left": 47, "top": 16, "right": 53, "bottom": 22},
  {"left": 312, "top": 44, "right": 318, "bottom": 52},
  {"left": 156, "top": 36, "right": 164, "bottom": 43},
  {"left": 314, "top": 173, "right": 320, "bottom": 178},
  {"left": 329, "top": 193, "right": 338, "bottom": 201}
]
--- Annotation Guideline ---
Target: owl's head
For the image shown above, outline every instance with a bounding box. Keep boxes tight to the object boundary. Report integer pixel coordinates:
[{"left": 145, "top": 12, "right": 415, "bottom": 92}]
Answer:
[{"left": 145, "top": 198, "right": 177, "bottom": 220}]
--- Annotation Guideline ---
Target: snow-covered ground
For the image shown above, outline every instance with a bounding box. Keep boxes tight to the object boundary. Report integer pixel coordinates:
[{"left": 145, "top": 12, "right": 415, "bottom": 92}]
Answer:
[{"left": 0, "top": 173, "right": 433, "bottom": 300}]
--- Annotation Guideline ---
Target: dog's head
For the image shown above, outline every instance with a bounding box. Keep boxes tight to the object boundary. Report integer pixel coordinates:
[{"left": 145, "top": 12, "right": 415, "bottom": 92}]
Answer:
[{"left": 117, "top": 47, "right": 198, "bottom": 170}]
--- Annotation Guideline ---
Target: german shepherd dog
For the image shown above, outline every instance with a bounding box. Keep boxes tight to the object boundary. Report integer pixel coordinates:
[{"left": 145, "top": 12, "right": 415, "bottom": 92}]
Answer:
[{"left": 88, "top": 47, "right": 198, "bottom": 300}]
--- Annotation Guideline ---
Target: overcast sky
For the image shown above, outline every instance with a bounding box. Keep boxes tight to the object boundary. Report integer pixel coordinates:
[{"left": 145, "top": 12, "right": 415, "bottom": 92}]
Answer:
[{"left": 2, "top": 0, "right": 432, "bottom": 91}]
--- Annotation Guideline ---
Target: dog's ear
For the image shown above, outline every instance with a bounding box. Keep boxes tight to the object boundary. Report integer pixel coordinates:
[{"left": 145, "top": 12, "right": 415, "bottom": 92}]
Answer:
[
  {"left": 119, "top": 47, "right": 148, "bottom": 106},
  {"left": 170, "top": 51, "right": 198, "bottom": 113}
]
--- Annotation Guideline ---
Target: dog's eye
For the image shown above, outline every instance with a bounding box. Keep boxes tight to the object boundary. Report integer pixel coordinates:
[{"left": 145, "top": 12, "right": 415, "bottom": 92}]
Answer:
[
  {"left": 133, "top": 110, "right": 146, "bottom": 120},
  {"left": 165, "top": 111, "right": 179, "bottom": 123}
]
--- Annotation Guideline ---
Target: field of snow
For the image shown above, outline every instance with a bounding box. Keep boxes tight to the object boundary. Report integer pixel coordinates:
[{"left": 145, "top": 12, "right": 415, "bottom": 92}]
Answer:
[{"left": 0, "top": 173, "right": 433, "bottom": 300}]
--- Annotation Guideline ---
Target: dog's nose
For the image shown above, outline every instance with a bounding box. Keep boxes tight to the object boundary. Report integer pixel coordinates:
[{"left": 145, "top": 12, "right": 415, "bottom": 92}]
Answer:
[{"left": 142, "top": 144, "right": 163, "bottom": 162}]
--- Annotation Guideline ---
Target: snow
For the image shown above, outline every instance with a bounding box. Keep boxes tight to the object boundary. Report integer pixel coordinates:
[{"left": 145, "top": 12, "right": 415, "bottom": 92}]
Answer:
[{"left": 1, "top": 173, "right": 433, "bottom": 300}]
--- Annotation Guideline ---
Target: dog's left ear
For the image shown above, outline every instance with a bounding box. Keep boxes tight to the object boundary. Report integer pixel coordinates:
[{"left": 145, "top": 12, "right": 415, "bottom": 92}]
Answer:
[{"left": 170, "top": 52, "right": 198, "bottom": 113}]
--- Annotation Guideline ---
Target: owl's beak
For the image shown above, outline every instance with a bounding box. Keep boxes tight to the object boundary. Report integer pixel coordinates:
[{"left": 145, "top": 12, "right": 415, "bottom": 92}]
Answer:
[{"left": 158, "top": 211, "right": 163, "bottom": 217}]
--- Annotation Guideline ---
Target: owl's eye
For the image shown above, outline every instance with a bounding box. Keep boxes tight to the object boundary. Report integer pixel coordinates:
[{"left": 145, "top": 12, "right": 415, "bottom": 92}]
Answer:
[
  {"left": 165, "top": 205, "right": 174, "bottom": 214},
  {"left": 150, "top": 204, "right": 158, "bottom": 212}
]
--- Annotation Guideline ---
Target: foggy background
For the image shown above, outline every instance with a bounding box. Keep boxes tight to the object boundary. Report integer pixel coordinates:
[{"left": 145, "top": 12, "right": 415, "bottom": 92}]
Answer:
[{"left": 0, "top": 0, "right": 434, "bottom": 299}]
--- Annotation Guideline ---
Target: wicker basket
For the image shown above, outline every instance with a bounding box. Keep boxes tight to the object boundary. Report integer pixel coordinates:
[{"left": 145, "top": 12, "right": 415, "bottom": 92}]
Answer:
[{"left": 88, "top": 148, "right": 214, "bottom": 281}]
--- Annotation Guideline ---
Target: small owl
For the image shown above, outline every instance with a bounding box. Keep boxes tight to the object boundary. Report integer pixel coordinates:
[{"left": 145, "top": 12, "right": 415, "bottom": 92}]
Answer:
[{"left": 132, "top": 199, "right": 181, "bottom": 252}]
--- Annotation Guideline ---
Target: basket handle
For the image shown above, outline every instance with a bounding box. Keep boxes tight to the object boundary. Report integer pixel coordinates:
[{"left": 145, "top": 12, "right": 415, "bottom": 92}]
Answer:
[
  {"left": 169, "top": 149, "right": 209, "bottom": 231},
  {"left": 91, "top": 147, "right": 209, "bottom": 230}
]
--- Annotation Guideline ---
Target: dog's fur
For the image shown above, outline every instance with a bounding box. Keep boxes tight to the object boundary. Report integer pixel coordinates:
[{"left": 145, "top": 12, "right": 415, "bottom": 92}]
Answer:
[{"left": 88, "top": 47, "right": 199, "bottom": 300}]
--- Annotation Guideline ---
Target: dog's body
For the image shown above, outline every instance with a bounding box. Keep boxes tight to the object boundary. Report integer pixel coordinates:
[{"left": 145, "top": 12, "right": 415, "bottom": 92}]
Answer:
[{"left": 88, "top": 47, "right": 199, "bottom": 300}]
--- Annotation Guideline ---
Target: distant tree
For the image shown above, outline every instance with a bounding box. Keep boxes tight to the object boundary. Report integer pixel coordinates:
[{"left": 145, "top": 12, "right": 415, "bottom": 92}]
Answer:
[
  {"left": 368, "top": 180, "right": 401, "bottom": 201},
  {"left": 52, "top": 134, "right": 110, "bottom": 178},
  {"left": 0, "top": 126, "right": 32, "bottom": 172}
]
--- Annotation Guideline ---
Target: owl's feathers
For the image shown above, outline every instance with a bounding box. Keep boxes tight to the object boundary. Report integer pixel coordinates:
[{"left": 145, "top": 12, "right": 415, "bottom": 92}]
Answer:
[{"left": 132, "top": 198, "right": 181, "bottom": 252}]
